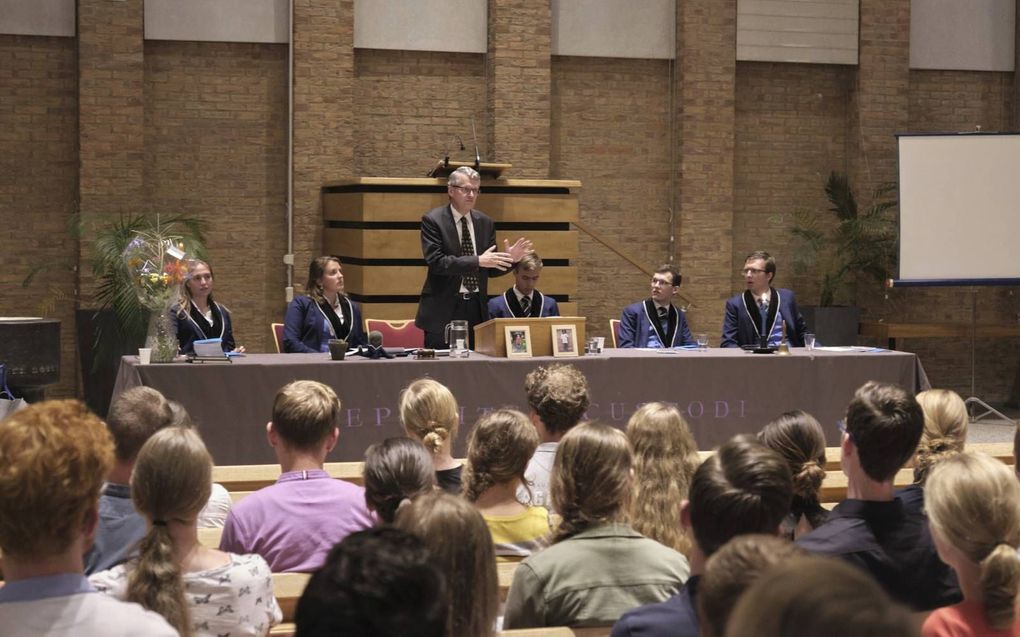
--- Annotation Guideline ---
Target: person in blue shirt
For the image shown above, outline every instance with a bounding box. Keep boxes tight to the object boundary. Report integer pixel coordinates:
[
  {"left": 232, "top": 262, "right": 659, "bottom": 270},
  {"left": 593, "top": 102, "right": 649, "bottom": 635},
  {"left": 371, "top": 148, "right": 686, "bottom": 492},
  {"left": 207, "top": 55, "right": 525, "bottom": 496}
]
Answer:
[
  {"left": 618, "top": 264, "right": 694, "bottom": 348},
  {"left": 487, "top": 252, "right": 560, "bottom": 319},
  {"left": 170, "top": 259, "right": 244, "bottom": 355},
  {"left": 283, "top": 256, "right": 365, "bottom": 353},
  {"left": 721, "top": 251, "right": 807, "bottom": 348}
]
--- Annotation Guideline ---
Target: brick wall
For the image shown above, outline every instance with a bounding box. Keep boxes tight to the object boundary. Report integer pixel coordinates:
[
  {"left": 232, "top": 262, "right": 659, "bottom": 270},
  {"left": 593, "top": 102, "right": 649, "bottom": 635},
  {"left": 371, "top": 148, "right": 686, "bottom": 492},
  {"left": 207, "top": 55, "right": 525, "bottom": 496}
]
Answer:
[
  {"left": 354, "top": 49, "right": 486, "bottom": 177},
  {"left": 0, "top": 35, "right": 78, "bottom": 397},
  {"left": 550, "top": 56, "right": 674, "bottom": 340},
  {"left": 144, "top": 41, "right": 288, "bottom": 353}
]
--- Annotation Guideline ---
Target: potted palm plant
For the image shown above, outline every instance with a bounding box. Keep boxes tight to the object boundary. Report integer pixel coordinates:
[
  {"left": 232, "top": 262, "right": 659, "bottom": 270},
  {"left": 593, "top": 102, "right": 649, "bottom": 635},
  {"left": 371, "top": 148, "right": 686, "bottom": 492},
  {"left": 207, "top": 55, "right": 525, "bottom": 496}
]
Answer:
[{"left": 790, "top": 172, "right": 897, "bottom": 345}]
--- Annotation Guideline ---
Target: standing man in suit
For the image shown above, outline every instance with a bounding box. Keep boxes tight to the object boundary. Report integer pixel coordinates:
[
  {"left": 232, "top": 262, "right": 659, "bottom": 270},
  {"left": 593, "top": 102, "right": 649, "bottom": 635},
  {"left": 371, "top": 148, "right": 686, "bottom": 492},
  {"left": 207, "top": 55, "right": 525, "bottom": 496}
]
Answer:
[
  {"left": 487, "top": 252, "right": 560, "bottom": 319},
  {"left": 618, "top": 264, "right": 695, "bottom": 348},
  {"left": 415, "top": 166, "right": 532, "bottom": 349},
  {"left": 721, "top": 250, "right": 807, "bottom": 348}
]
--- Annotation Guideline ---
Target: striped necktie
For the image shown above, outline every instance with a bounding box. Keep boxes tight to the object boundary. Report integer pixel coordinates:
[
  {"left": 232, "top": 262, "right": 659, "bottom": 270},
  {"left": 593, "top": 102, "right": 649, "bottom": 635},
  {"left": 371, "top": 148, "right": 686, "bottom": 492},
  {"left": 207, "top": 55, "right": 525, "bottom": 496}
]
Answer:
[{"left": 460, "top": 216, "right": 478, "bottom": 292}]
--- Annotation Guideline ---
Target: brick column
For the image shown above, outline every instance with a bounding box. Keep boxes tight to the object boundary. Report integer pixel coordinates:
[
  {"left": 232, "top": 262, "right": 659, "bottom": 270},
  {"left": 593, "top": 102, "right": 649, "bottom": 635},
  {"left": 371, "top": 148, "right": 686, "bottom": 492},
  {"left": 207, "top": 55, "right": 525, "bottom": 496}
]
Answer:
[
  {"left": 848, "top": 0, "right": 910, "bottom": 195},
  {"left": 291, "top": 0, "right": 355, "bottom": 281},
  {"left": 486, "top": 0, "right": 551, "bottom": 178},
  {"left": 676, "top": 0, "right": 737, "bottom": 338},
  {"left": 77, "top": 0, "right": 146, "bottom": 303}
]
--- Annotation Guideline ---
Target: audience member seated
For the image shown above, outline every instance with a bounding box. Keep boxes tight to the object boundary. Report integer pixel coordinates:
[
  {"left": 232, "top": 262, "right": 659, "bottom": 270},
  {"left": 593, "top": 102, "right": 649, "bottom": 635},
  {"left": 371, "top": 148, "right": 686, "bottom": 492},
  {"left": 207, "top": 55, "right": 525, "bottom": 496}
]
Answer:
[
  {"left": 219, "top": 380, "right": 373, "bottom": 572},
  {"left": 167, "top": 400, "right": 232, "bottom": 528},
  {"left": 85, "top": 386, "right": 175, "bottom": 574},
  {"left": 503, "top": 422, "right": 690, "bottom": 629},
  {"left": 399, "top": 378, "right": 464, "bottom": 494},
  {"left": 362, "top": 437, "right": 437, "bottom": 524},
  {"left": 90, "top": 427, "right": 281, "bottom": 636},
  {"left": 170, "top": 259, "right": 244, "bottom": 355},
  {"left": 463, "top": 408, "right": 551, "bottom": 561},
  {"left": 395, "top": 492, "right": 498, "bottom": 637},
  {"left": 294, "top": 527, "right": 447, "bottom": 637},
  {"left": 0, "top": 400, "right": 176, "bottom": 636},
  {"left": 798, "top": 381, "right": 962, "bottom": 610},
  {"left": 696, "top": 535, "right": 804, "bottom": 637},
  {"left": 612, "top": 434, "right": 793, "bottom": 637},
  {"left": 283, "top": 256, "right": 366, "bottom": 353},
  {"left": 517, "top": 363, "right": 590, "bottom": 508},
  {"left": 618, "top": 264, "right": 694, "bottom": 348},
  {"left": 898, "top": 389, "right": 969, "bottom": 513},
  {"left": 921, "top": 452, "right": 1020, "bottom": 637},
  {"left": 725, "top": 556, "right": 916, "bottom": 637},
  {"left": 758, "top": 410, "right": 829, "bottom": 539},
  {"left": 626, "top": 402, "right": 701, "bottom": 555}
]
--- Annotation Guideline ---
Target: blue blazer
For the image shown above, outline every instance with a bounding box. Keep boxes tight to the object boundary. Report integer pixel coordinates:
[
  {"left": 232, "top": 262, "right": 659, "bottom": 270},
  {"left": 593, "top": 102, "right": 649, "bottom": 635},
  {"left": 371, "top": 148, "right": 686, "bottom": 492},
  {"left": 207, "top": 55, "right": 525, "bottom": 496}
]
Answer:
[
  {"left": 610, "top": 577, "right": 700, "bottom": 637},
  {"left": 283, "top": 295, "right": 365, "bottom": 353},
  {"left": 170, "top": 301, "right": 236, "bottom": 355},
  {"left": 487, "top": 289, "right": 560, "bottom": 319},
  {"left": 618, "top": 299, "right": 694, "bottom": 348},
  {"left": 721, "top": 288, "right": 807, "bottom": 348}
]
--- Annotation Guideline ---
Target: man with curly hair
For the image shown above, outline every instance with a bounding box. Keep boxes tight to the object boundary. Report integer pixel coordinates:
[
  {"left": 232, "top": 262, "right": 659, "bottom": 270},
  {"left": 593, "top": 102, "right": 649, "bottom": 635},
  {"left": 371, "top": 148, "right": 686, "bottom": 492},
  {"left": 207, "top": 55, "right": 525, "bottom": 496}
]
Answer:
[
  {"left": 517, "top": 364, "right": 590, "bottom": 510},
  {"left": 0, "top": 400, "right": 176, "bottom": 636}
]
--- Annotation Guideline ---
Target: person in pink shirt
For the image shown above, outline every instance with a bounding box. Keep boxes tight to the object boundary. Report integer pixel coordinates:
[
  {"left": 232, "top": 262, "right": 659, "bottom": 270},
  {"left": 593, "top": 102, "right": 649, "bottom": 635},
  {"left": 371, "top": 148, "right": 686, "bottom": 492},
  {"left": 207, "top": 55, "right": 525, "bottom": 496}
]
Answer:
[
  {"left": 922, "top": 452, "right": 1020, "bottom": 637},
  {"left": 219, "top": 380, "right": 374, "bottom": 572}
]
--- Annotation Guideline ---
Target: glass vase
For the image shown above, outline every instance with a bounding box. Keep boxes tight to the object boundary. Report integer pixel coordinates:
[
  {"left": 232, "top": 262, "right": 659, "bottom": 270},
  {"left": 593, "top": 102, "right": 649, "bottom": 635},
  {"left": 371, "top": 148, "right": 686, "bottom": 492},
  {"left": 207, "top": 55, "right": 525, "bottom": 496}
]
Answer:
[{"left": 145, "top": 309, "right": 179, "bottom": 363}]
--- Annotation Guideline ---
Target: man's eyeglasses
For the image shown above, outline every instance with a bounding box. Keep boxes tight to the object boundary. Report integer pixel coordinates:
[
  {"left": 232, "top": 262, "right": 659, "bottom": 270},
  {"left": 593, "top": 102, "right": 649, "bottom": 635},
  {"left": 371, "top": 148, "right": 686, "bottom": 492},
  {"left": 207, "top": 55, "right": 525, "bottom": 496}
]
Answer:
[
  {"left": 741, "top": 268, "right": 767, "bottom": 276},
  {"left": 450, "top": 185, "right": 480, "bottom": 197}
]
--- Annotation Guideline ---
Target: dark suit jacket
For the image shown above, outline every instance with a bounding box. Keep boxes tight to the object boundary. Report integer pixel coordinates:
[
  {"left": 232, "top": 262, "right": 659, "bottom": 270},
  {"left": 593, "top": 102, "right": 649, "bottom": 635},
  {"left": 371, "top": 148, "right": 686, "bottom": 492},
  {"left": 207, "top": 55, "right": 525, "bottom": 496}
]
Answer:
[
  {"left": 414, "top": 204, "right": 509, "bottom": 335},
  {"left": 618, "top": 299, "right": 694, "bottom": 348},
  {"left": 487, "top": 289, "right": 560, "bottom": 319},
  {"left": 169, "top": 301, "right": 236, "bottom": 354},
  {"left": 720, "top": 287, "right": 807, "bottom": 348},
  {"left": 610, "top": 577, "right": 700, "bottom": 637},
  {"left": 283, "top": 294, "right": 365, "bottom": 353}
]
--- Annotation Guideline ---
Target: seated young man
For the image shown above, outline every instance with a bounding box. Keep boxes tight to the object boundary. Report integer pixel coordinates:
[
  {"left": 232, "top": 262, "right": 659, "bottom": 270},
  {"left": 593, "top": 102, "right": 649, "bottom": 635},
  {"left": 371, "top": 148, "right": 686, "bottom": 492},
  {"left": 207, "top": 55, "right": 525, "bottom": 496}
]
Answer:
[
  {"left": 486, "top": 252, "right": 560, "bottom": 318},
  {"left": 517, "top": 363, "right": 590, "bottom": 508},
  {"left": 612, "top": 435, "right": 793, "bottom": 637},
  {"left": 219, "top": 380, "right": 374, "bottom": 572},
  {"left": 85, "top": 386, "right": 175, "bottom": 574},
  {"left": 0, "top": 400, "right": 176, "bottom": 636},
  {"left": 797, "top": 380, "right": 962, "bottom": 611}
]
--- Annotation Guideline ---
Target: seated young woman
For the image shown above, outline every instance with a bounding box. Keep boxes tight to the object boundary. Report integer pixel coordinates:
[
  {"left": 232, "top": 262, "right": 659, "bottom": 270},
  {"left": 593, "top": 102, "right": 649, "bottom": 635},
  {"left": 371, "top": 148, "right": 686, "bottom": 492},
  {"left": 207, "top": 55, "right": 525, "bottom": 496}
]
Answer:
[
  {"left": 170, "top": 259, "right": 244, "bottom": 355},
  {"left": 283, "top": 256, "right": 365, "bottom": 352},
  {"left": 90, "top": 427, "right": 281, "bottom": 636},
  {"left": 462, "top": 408, "right": 551, "bottom": 561},
  {"left": 503, "top": 421, "right": 689, "bottom": 629},
  {"left": 399, "top": 378, "right": 464, "bottom": 494}
]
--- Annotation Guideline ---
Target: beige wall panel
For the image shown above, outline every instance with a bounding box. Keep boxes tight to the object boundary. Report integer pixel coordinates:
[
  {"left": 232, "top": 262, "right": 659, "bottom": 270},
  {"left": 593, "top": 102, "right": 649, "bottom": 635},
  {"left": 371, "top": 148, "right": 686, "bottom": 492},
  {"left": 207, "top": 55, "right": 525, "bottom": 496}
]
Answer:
[
  {"left": 345, "top": 265, "right": 577, "bottom": 297},
  {"left": 353, "top": 0, "right": 486, "bottom": 53},
  {"left": 910, "top": 0, "right": 1015, "bottom": 71},
  {"left": 325, "top": 229, "right": 578, "bottom": 260},
  {"left": 551, "top": 0, "right": 675, "bottom": 59},
  {"left": 0, "top": 0, "right": 74, "bottom": 37},
  {"left": 737, "top": 0, "right": 859, "bottom": 65},
  {"left": 325, "top": 192, "right": 579, "bottom": 222},
  {"left": 144, "top": 0, "right": 289, "bottom": 43},
  {"left": 359, "top": 302, "right": 580, "bottom": 322}
]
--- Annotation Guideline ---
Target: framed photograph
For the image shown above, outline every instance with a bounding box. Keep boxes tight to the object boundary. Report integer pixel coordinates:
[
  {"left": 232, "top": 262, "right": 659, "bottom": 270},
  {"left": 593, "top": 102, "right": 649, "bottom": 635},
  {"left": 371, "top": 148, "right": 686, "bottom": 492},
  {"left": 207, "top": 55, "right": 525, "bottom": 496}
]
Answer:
[
  {"left": 551, "top": 324, "right": 579, "bottom": 357},
  {"left": 504, "top": 325, "right": 533, "bottom": 358}
]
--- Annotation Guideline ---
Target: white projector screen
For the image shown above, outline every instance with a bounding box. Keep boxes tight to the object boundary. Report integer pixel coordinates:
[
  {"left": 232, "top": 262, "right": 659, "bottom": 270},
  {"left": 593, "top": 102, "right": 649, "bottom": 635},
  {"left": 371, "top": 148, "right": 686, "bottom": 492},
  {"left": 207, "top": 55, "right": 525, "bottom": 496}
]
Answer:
[{"left": 897, "top": 133, "right": 1020, "bottom": 285}]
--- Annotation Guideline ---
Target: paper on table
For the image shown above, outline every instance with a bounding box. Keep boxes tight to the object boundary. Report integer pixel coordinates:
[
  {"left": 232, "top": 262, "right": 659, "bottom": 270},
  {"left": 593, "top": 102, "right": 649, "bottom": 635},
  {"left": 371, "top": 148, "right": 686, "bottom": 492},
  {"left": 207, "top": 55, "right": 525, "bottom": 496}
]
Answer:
[{"left": 193, "top": 338, "right": 226, "bottom": 358}]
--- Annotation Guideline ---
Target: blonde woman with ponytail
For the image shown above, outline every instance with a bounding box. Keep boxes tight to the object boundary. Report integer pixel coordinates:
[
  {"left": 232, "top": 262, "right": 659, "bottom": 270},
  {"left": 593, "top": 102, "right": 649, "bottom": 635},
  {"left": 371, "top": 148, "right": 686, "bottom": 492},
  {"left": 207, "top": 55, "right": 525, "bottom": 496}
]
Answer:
[
  {"left": 758, "top": 410, "right": 828, "bottom": 539},
  {"left": 90, "top": 427, "right": 281, "bottom": 636},
  {"left": 913, "top": 389, "right": 968, "bottom": 484},
  {"left": 463, "top": 408, "right": 550, "bottom": 561},
  {"left": 400, "top": 378, "right": 464, "bottom": 493},
  {"left": 922, "top": 452, "right": 1020, "bottom": 637}
]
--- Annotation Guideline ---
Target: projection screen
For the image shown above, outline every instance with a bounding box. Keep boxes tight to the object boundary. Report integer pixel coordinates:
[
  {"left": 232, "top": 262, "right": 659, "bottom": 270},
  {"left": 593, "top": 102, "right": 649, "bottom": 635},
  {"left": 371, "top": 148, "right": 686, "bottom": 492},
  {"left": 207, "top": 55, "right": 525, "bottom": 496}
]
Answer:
[{"left": 896, "top": 133, "right": 1020, "bottom": 285}]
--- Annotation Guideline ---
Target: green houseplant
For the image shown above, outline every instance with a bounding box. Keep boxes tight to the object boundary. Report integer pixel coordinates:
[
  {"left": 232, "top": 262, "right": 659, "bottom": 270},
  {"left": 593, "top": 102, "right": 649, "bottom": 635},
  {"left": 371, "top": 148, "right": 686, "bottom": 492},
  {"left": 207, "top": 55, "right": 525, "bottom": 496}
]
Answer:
[{"left": 790, "top": 172, "right": 897, "bottom": 344}]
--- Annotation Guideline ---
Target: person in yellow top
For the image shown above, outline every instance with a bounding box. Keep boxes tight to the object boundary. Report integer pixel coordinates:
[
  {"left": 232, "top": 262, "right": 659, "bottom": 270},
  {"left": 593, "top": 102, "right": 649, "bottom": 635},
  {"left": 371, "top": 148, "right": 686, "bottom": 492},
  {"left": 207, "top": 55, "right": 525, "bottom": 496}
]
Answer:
[{"left": 462, "top": 409, "right": 551, "bottom": 561}]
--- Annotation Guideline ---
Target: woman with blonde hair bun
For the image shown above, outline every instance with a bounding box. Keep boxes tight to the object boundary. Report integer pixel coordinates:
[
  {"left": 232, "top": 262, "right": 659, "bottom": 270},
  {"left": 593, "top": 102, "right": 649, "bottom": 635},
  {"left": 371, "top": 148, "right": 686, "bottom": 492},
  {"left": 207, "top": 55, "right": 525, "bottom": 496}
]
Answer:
[
  {"left": 400, "top": 378, "right": 463, "bottom": 494},
  {"left": 626, "top": 402, "right": 700, "bottom": 554},
  {"left": 463, "top": 408, "right": 550, "bottom": 561},
  {"left": 503, "top": 421, "right": 689, "bottom": 628},
  {"left": 90, "top": 427, "right": 280, "bottom": 636},
  {"left": 758, "top": 410, "right": 828, "bottom": 539},
  {"left": 922, "top": 452, "right": 1020, "bottom": 637},
  {"left": 913, "top": 389, "right": 968, "bottom": 485}
]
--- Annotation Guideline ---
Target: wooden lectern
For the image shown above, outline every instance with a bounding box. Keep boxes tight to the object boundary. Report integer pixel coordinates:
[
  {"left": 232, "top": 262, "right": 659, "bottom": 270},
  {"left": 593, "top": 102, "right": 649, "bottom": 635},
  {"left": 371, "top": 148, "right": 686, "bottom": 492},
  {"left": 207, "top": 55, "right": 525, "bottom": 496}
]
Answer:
[{"left": 474, "top": 317, "right": 587, "bottom": 358}]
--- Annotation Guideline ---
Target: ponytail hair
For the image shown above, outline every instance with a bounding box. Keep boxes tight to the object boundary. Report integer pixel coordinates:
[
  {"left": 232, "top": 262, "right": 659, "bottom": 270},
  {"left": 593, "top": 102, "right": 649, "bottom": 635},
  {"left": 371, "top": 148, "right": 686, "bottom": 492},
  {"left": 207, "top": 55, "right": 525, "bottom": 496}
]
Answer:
[
  {"left": 913, "top": 389, "right": 967, "bottom": 484},
  {"left": 462, "top": 409, "right": 538, "bottom": 503},
  {"left": 399, "top": 379, "right": 460, "bottom": 454},
  {"left": 925, "top": 452, "right": 1020, "bottom": 630},
  {"left": 128, "top": 427, "right": 213, "bottom": 636},
  {"left": 363, "top": 437, "right": 436, "bottom": 524}
]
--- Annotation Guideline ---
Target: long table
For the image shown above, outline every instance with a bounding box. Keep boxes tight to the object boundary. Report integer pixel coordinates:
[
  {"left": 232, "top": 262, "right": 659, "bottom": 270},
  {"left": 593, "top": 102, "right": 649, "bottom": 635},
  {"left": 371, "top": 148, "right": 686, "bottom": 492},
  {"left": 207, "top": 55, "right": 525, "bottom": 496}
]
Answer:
[{"left": 112, "top": 348, "right": 929, "bottom": 465}]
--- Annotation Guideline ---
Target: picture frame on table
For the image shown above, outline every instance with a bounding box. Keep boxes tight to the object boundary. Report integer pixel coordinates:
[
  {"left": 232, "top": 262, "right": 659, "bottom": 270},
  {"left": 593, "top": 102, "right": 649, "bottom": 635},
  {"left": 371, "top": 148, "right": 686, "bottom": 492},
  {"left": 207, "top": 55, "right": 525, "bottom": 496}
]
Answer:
[
  {"left": 504, "top": 325, "right": 532, "bottom": 358},
  {"left": 551, "top": 324, "right": 579, "bottom": 357}
]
